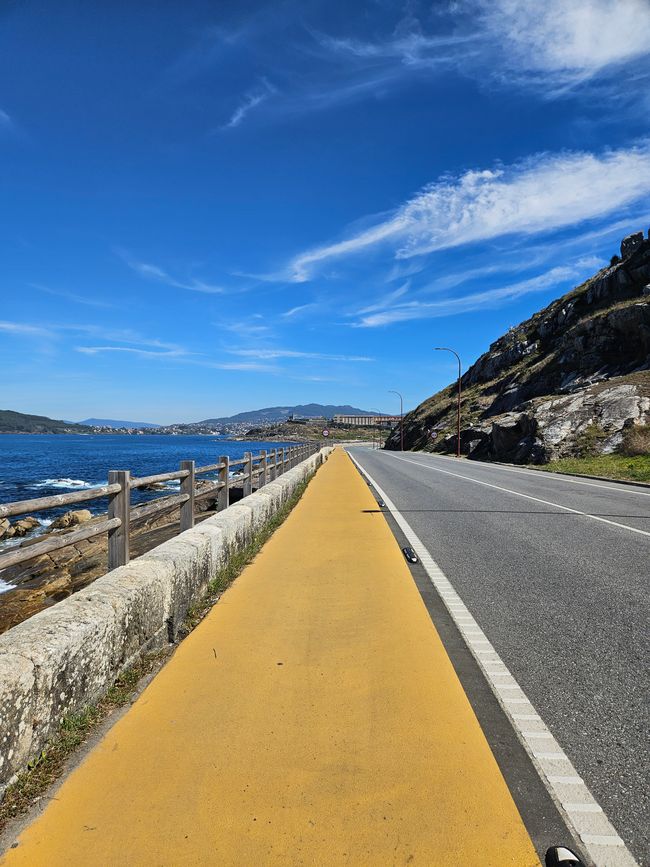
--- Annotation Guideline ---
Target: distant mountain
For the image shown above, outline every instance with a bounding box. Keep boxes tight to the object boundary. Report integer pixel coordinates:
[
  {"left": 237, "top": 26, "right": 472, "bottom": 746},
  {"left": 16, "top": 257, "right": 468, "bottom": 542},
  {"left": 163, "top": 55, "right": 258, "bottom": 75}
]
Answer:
[
  {"left": 79, "top": 418, "right": 161, "bottom": 429},
  {"left": 0, "top": 410, "right": 92, "bottom": 434},
  {"left": 197, "top": 404, "right": 378, "bottom": 425}
]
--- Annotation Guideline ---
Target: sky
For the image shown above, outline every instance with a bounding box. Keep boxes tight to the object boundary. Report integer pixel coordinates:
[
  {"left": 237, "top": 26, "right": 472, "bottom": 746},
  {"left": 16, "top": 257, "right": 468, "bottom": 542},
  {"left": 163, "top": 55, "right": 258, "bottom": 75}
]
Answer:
[{"left": 1, "top": 0, "right": 650, "bottom": 424}]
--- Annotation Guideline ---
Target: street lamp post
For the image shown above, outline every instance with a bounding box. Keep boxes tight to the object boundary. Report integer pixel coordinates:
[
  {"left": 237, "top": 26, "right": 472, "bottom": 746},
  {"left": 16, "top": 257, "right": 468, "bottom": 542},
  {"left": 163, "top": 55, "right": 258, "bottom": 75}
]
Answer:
[
  {"left": 388, "top": 390, "right": 404, "bottom": 451},
  {"left": 434, "top": 347, "right": 462, "bottom": 458}
]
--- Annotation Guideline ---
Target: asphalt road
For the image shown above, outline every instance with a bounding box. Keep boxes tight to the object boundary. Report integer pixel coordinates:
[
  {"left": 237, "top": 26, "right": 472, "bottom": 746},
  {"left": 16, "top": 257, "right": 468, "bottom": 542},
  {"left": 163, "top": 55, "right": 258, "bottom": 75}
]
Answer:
[{"left": 349, "top": 447, "right": 650, "bottom": 865}]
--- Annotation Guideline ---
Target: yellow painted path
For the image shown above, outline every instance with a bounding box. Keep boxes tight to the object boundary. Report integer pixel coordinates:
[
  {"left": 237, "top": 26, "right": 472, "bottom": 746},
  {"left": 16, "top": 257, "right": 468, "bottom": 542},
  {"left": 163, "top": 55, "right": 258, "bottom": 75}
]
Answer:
[{"left": 2, "top": 449, "right": 539, "bottom": 866}]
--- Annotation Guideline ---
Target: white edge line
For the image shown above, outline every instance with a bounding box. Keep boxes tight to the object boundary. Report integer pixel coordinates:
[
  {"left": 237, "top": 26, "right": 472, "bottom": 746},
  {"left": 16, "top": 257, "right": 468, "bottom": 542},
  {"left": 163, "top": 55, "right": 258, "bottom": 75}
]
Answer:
[
  {"left": 422, "top": 451, "right": 650, "bottom": 498},
  {"left": 347, "top": 450, "right": 640, "bottom": 867},
  {"left": 392, "top": 454, "right": 650, "bottom": 540}
]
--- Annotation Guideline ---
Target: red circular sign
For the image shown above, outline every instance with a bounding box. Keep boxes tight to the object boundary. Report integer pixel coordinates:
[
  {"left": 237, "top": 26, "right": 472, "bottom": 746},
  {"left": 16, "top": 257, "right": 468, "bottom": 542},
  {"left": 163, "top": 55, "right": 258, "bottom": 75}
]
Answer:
[{"left": 322, "top": 429, "right": 330, "bottom": 437}]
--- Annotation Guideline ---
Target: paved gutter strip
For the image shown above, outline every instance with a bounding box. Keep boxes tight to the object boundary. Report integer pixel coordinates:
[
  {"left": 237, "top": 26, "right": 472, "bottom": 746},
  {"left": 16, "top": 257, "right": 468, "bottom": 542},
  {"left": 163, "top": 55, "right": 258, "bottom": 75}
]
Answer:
[{"left": 348, "top": 451, "right": 639, "bottom": 867}]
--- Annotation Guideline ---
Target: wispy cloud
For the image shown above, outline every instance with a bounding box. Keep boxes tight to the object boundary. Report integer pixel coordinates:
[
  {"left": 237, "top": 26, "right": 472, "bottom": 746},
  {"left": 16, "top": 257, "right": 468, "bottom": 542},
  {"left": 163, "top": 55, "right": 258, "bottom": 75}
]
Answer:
[
  {"left": 0, "top": 320, "right": 51, "bottom": 337},
  {"left": 281, "top": 303, "right": 318, "bottom": 318},
  {"left": 0, "top": 109, "right": 13, "bottom": 132},
  {"left": 222, "top": 78, "right": 276, "bottom": 130},
  {"left": 228, "top": 348, "right": 373, "bottom": 362},
  {"left": 473, "top": 0, "right": 650, "bottom": 90},
  {"left": 76, "top": 345, "right": 187, "bottom": 359},
  {"left": 356, "top": 258, "right": 603, "bottom": 327},
  {"left": 288, "top": 142, "right": 650, "bottom": 280},
  {"left": 356, "top": 282, "right": 409, "bottom": 315},
  {"left": 118, "top": 251, "right": 226, "bottom": 294},
  {"left": 316, "top": 0, "right": 650, "bottom": 98},
  {"left": 30, "top": 283, "right": 115, "bottom": 309}
]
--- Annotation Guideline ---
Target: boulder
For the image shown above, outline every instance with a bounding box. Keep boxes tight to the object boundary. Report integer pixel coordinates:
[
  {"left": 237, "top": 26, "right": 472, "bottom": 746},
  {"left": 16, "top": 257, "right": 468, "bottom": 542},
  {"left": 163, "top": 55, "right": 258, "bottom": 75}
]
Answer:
[
  {"left": 490, "top": 413, "right": 536, "bottom": 461},
  {"left": 621, "top": 232, "right": 644, "bottom": 259},
  {"left": 11, "top": 516, "right": 41, "bottom": 537},
  {"left": 0, "top": 518, "right": 14, "bottom": 540},
  {"left": 51, "top": 509, "right": 93, "bottom": 530}
]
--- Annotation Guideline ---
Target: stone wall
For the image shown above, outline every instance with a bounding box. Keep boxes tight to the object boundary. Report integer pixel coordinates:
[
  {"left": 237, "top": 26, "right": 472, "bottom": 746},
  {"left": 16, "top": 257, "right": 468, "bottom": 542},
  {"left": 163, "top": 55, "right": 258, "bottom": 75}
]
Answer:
[{"left": 0, "top": 448, "right": 333, "bottom": 794}]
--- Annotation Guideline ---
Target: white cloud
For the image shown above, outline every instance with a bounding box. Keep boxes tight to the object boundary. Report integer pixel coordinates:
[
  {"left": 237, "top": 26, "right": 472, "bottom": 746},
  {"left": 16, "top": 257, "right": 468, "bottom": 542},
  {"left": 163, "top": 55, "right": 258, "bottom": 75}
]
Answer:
[
  {"left": 0, "top": 320, "right": 51, "bottom": 337},
  {"left": 222, "top": 79, "right": 276, "bottom": 130},
  {"left": 281, "top": 303, "right": 318, "bottom": 318},
  {"left": 30, "top": 283, "right": 115, "bottom": 309},
  {"left": 289, "top": 143, "right": 650, "bottom": 280},
  {"left": 356, "top": 258, "right": 603, "bottom": 327},
  {"left": 0, "top": 109, "right": 13, "bottom": 131},
  {"left": 356, "top": 282, "right": 410, "bottom": 315},
  {"left": 475, "top": 0, "right": 650, "bottom": 85},
  {"left": 76, "top": 345, "right": 186, "bottom": 359},
  {"left": 228, "top": 348, "right": 373, "bottom": 362},
  {"left": 118, "top": 252, "right": 225, "bottom": 294}
]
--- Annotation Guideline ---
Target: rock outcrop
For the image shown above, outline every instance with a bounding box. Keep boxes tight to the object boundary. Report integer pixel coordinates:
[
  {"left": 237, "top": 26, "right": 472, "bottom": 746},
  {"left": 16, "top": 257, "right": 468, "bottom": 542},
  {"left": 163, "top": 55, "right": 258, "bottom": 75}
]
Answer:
[{"left": 386, "top": 232, "right": 650, "bottom": 463}]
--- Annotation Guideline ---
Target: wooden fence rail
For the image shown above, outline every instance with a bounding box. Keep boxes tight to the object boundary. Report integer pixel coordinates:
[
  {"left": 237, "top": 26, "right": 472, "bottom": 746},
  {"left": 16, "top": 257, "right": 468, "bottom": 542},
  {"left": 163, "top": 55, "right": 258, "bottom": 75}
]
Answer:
[{"left": 0, "top": 443, "right": 320, "bottom": 575}]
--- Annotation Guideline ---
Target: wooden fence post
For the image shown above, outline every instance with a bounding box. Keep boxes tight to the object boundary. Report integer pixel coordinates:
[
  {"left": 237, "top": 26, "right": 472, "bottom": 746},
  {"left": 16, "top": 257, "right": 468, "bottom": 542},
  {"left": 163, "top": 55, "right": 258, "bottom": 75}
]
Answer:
[
  {"left": 180, "top": 460, "right": 195, "bottom": 531},
  {"left": 108, "top": 470, "right": 130, "bottom": 570},
  {"left": 244, "top": 451, "right": 253, "bottom": 496},
  {"left": 260, "top": 450, "right": 267, "bottom": 487},
  {"left": 218, "top": 456, "right": 229, "bottom": 510},
  {"left": 270, "top": 449, "right": 276, "bottom": 481}
]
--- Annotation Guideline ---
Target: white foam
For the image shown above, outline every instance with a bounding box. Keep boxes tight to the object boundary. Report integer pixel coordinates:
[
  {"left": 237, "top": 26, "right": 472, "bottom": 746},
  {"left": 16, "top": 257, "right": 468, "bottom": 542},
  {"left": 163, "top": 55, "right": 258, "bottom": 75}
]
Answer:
[
  {"left": 0, "top": 578, "right": 15, "bottom": 594},
  {"left": 30, "top": 478, "right": 97, "bottom": 490}
]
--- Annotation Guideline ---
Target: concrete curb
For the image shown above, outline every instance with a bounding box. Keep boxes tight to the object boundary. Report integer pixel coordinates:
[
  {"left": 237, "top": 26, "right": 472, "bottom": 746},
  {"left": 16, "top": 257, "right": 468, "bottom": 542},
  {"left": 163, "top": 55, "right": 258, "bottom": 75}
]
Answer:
[{"left": 0, "top": 448, "right": 334, "bottom": 793}]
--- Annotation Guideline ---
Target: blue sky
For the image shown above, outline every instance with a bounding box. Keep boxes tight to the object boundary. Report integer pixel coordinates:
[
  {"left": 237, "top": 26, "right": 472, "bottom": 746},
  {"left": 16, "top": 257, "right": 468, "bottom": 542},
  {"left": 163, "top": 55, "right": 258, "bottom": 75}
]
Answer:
[{"left": 1, "top": 0, "right": 650, "bottom": 424}]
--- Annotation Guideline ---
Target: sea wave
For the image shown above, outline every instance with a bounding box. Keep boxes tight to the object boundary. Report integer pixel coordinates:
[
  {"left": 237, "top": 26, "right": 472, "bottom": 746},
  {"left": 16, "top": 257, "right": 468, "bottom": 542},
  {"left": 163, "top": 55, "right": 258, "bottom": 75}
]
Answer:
[
  {"left": 0, "top": 578, "right": 16, "bottom": 594},
  {"left": 30, "top": 478, "right": 98, "bottom": 490}
]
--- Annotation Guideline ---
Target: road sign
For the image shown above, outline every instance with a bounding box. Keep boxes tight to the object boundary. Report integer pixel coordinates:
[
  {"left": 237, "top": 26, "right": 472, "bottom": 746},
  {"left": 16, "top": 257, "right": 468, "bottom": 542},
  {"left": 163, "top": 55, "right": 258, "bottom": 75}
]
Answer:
[{"left": 322, "top": 429, "right": 330, "bottom": 437}]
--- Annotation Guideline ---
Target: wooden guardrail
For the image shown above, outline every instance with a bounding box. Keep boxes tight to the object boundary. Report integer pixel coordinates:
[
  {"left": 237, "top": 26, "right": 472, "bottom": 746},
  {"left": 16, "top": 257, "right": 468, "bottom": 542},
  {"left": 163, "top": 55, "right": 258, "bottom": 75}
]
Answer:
[{"left": 0, "top": 443, "right": 319, "bottom": 574}]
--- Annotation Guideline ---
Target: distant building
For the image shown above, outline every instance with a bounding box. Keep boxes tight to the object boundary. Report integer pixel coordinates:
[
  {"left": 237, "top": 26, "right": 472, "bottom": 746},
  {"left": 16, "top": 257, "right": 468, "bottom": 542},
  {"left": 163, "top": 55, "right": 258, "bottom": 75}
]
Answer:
[
  {"left": 289, "top": 415, "right": 328, "bottom": 424},
  {"left": 332, "top": 414, "right": 399, "bottom": 427}
]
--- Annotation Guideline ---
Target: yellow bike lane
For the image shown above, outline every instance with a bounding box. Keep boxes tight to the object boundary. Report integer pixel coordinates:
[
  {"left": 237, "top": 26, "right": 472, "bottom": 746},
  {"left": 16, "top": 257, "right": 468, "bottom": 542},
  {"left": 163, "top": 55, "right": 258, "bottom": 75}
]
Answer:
[{"left": 2, "top": 448, "right": 540, "bottom": 866}]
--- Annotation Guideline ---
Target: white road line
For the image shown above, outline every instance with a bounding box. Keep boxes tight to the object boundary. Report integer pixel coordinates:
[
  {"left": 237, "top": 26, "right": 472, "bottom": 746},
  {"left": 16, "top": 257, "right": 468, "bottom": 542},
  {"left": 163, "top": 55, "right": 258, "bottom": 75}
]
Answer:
[
  {"left": 391, "top": 454, "right": 650, "bottom": 539},
  {"left": 423, "top": 451, "right": 650, "bottom": 497},
  {"left": 348, "top": 452, "right": 639, "bottom": 867}
]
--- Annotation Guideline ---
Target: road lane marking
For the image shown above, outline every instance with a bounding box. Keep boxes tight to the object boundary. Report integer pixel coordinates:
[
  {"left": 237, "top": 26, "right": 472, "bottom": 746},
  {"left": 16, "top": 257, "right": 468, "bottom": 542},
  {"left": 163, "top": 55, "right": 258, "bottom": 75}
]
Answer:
[
  {"left": 348, "top": 451, "right": 640, "bottom": 867},
  {"left": 391, "top": 454, "right": 650, "bottom": 539},
  {"left": 421, "top": 452, "right": 650, "bottom": 497}
]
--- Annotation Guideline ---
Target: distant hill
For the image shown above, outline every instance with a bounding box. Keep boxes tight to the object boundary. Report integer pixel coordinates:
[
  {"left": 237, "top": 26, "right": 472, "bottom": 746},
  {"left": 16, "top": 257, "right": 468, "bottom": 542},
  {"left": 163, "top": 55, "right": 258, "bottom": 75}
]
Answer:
[
  {"left": 79, "top": 418, "right": 161, "bottom": 429},
  {"left": 198, "top": 404, "right": 377, "bottom": 425},
  {"left": 0, "top": 410, "right": 91, "bottom": 434}
]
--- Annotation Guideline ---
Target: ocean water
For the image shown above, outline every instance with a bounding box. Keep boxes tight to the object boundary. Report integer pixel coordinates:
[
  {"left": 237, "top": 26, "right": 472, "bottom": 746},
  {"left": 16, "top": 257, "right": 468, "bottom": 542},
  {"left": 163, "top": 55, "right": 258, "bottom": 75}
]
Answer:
[{"left": 0, "top": 434, "right": 298, "bottom": 590}]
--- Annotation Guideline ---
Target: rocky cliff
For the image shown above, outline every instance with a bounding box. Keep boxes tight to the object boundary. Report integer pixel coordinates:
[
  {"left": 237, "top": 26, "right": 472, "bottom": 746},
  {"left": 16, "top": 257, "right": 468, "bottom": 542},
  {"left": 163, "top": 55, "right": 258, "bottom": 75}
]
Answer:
[{"left": 386, "top": 231, "right": 650, "bottom": 463}]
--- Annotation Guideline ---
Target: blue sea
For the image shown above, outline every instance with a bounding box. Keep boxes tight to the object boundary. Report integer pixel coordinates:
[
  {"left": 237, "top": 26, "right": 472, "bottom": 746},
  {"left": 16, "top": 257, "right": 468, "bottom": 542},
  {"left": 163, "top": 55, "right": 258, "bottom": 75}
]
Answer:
[{"left": 0, "top": 434, "right": 298, "bottom": 591}]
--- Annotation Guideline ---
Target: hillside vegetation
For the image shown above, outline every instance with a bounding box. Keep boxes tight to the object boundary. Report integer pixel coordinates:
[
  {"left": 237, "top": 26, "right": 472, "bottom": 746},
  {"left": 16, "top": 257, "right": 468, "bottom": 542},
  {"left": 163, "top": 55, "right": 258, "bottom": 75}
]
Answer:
[{"left": 0, "top": 411, "right": 91, "bottom": 435}]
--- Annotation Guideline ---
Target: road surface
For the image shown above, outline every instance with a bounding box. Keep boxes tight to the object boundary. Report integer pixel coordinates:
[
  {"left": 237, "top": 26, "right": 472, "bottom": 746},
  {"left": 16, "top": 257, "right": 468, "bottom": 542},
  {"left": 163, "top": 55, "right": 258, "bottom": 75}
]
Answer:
[{"left": 349, "top": 447, "right": 649, "bottom": 865}]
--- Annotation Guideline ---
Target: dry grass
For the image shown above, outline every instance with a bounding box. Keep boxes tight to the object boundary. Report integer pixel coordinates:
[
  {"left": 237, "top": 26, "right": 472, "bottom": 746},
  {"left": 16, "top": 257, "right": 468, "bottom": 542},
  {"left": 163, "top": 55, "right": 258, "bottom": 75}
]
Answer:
[{"left": 620, "top": 424, "right": 650, "bottom": 457}]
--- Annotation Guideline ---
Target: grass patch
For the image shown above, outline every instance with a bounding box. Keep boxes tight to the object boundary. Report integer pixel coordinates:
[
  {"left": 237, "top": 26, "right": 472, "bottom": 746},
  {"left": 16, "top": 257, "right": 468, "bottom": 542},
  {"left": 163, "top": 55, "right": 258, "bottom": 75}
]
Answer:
[
  {"left": 530, "top": 453, "right": 650, "bottom": 483},
  {"left": 0, "top": 468, "right": 316, "bottom": 834}
]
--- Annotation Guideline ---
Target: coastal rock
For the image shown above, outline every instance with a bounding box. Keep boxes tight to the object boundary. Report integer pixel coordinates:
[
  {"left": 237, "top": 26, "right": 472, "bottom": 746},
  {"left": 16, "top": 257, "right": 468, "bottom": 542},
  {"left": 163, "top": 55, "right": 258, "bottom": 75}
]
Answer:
[
  {"left": 620, "top": 232, "right": 644, "bottom": 259},
  {"left": 0, "top": 518, "right": 14, "bottom": 540},
  {"left": 385, "top": 231, "right": 650, "bottom": 462},
  {"left": 51, "top": 509, "right": 93, "bottom": 530},
  {"left": 11, "top": 516, "right": 41, "bottom": 537}
]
